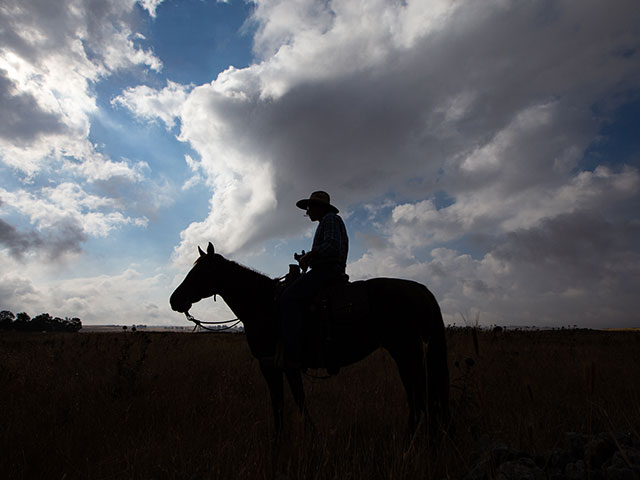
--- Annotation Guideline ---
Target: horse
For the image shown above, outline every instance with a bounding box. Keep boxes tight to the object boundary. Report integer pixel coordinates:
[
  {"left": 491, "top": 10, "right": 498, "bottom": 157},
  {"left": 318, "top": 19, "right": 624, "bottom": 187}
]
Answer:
[{"left": 170, "top": 242, "right": 450, "bottom": 435}]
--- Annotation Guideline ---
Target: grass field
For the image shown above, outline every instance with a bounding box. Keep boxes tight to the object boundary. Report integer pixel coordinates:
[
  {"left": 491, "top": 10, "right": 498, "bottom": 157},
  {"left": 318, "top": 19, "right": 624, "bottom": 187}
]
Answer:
[{"left": 2, "top": 328, "right": 639, "bottom": 479}]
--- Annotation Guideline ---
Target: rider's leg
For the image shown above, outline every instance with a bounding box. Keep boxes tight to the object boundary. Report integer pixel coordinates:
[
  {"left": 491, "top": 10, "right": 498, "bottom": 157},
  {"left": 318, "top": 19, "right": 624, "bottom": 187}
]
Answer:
[{"left": 280, "top": 269, "right": 332, "bottom": 368}]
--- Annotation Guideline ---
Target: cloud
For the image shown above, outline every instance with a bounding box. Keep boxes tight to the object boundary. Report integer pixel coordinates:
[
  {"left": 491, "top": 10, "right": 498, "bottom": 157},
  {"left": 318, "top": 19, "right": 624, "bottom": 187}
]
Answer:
[
  {"left": 137, "top": 0, "right": 165, "bottom": 18},
  {"left": 156, "top": 0, "right": 640, "bottom": 326},
  {"left": 0, "top": 265, "right": 174, "bottom": 325},
  {"left": 348, "top": 159, "right": 640, "bottom": 327},
  {"left": 0, "top": 218, "right": 41, "bottom": 258},
  {"left": 348, "top": 211, "right": 640, "bottom": 328},
  {"left": 0, "top": 254, "right": 234, "bottom": 326},
  {"left": 387, "top": 165, "right": 640, "bottom": 250},
  {"left": 23, "top": 0, "right": 640, "bottom": 323},
  {"left": 112, "top": 81, "right": 192, "bottom": 130},
  {"left": 146, "top": 0, "right": 638, "bottom": 261},
  {"left": 0, "top": 70, "right": 66, "bottom": 143},
  {"left": 0, "top": 215, "right": 87, "bottom": 261},
  {"left": 0, "top": 0, "right": 166, "bottom": 264},
  {"left": 181, "top": 154, "right": 204, "bottom": 190},
  {"left": 0, "top": 0, "right": 162, "bottom": 177},
  {"left": 64, "top": 155, "right": 149, "bottom": 184},
  {"left": 0, "top": 274, "right": 38, "bottom": 311},
  {"left": 1, "top": 183, "right": 148, "bottom": 240}
]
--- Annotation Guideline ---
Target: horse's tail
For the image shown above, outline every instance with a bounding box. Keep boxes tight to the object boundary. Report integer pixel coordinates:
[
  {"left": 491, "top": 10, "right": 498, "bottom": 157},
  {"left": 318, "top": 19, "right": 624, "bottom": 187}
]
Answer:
[{"left": 421, "top": 286, "right": 450, "bottom": 427}]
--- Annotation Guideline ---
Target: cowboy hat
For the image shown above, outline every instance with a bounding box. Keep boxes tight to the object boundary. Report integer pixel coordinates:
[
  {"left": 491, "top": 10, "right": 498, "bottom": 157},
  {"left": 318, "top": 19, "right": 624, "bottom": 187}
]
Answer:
[{"left": 296, "top": 191, "right": 339, "bottom": 214}]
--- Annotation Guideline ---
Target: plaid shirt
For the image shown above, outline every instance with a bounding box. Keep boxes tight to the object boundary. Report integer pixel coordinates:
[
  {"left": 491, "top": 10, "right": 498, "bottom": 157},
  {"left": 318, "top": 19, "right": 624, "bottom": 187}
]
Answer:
[{"left": 310, "top": 212, "right": 348, "bottom": 271}]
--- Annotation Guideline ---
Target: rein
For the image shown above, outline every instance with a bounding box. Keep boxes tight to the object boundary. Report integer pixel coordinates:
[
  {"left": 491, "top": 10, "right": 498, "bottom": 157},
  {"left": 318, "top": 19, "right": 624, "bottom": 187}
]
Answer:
[{"left": 184, "top": 311, "right": 241, "bottom": 333}]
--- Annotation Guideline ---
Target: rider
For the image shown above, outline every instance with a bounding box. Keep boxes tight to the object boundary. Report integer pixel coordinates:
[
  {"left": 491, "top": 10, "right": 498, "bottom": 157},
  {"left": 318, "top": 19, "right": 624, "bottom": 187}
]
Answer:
[{"left": 279, "top": 191, "right": 349, "bottom": 369}]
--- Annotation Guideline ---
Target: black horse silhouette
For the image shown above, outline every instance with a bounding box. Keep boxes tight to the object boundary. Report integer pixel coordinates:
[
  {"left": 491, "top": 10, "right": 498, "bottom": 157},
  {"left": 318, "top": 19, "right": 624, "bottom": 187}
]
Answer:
[{"left": 170, "top": 242, "right": 449, "bottom": 434}]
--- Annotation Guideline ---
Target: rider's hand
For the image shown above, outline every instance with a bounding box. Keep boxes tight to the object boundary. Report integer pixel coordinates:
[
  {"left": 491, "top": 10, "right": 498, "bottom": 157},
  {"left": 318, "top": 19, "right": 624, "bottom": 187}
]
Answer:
[{"left": 298, "top": 251, "right": 313, "bottom": 270}]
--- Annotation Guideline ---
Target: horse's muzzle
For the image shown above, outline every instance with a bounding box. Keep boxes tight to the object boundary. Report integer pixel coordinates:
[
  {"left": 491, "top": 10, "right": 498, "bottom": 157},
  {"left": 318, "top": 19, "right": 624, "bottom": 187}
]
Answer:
[{"left": 169, "top": 292, "right": 191, "bottom": 313}]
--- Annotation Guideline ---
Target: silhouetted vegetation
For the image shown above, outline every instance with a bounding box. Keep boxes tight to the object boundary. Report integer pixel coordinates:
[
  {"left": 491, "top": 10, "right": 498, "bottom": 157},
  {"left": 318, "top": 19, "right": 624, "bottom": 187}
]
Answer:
[
  {"left": 0, "top": 310, "right": 82, "bottom": 332},
  {"left": 1, "top": 328, "right": 639, "bottom": 478}
]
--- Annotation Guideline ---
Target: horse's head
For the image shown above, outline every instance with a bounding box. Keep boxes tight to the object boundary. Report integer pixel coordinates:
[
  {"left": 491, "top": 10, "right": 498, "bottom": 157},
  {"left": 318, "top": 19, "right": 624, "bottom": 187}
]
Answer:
[{"left": 170, "top": 242, "right": 221, "bottom": 314}]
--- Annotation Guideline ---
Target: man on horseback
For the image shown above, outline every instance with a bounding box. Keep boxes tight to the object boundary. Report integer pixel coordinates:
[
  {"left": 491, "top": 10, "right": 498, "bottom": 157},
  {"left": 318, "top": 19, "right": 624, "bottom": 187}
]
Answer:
[{"left": 279, "top": 191, "right": 349, "bottom": 369}]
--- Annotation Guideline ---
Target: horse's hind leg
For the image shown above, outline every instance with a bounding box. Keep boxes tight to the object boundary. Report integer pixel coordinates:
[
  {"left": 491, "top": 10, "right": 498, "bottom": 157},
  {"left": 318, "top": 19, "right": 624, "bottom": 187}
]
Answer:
[
  {"left": 389, "top": 339, "right": 427, "bottom": 435},
  {"left": 426, "top": 333, "right": 450, "bottom": 433}
]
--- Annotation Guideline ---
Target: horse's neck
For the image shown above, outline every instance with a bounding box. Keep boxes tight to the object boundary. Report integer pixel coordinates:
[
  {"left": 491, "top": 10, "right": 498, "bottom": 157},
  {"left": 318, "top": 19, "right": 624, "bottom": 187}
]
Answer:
[{"left": 216, "top": 259, "right": 275, "bottom": 322}]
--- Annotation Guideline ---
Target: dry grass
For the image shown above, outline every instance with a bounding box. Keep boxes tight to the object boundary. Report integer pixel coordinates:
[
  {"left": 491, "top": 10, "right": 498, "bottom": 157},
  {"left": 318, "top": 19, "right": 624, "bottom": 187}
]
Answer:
[{"left": 1, "top": 328, "right": 639, "bottom": 479}]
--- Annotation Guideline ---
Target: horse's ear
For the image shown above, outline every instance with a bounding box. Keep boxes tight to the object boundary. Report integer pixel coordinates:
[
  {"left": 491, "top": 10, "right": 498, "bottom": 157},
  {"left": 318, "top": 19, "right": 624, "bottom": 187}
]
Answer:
[
  {"left": 198, "top": 246, "right": 206, "bottom": 257},
  {"left": 207, "top": 242, "right": 215, "bottom": 255}
]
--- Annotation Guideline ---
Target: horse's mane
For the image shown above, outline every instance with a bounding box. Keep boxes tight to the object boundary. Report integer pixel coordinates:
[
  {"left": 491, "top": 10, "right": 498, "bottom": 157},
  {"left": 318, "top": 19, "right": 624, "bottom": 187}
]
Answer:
[{"left": 207, "top": 254, "right": 277, "bottom": 290}]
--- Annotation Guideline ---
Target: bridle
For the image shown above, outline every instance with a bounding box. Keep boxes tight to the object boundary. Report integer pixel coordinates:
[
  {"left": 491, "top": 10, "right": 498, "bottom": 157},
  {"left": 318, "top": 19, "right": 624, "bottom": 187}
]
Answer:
[
  {"left": 184, "top": 311, "right": 241, "bottom": 332},
  {"left": 180, "top": 272, "right": 242, "bottom": 332}
]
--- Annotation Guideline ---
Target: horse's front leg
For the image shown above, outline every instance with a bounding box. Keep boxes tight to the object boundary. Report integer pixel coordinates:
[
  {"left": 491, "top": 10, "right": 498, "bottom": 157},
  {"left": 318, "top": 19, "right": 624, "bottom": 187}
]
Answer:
[
  {"left": 285, "top": 369, "right": 315, "bottom": 435},
  {"left": 285, "top": 368, "right": 305, "bottom": 413},
  {"left": 260, "top": 361, "right": 284, "bottom": 435}
]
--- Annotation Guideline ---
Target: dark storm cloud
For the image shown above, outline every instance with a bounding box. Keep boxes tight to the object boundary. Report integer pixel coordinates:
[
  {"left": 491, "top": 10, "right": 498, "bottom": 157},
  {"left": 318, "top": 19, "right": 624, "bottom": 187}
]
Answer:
[
  {"left": 0, "top": 0, "right": 68, "bottom": 62},
  {"left": 481, "top": 211, "right": 640, "bottom": 325},
  {"left": 184, "top": 0, "right": 640, "bottom": 248},
  {"left": 493, "top": 211, "right": 640, "bottom": 277},
  {"left": 0, "top": 217, "right": 87, "bottom": 261},
  {"left": 0, "top": 71, "right": 66, "bottom": 142},
  {"left": 0, "top": 0, "right": 143, "bottom": 64},
  {"left": 0, "top": 218, "right": 41, "bottom": 258},
  {"left": 44, "top": 218, "right": 88, "bottom": 260}
]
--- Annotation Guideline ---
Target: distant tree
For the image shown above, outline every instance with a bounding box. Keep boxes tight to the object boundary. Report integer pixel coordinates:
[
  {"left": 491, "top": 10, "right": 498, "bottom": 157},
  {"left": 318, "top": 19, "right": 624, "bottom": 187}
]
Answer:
[
  {"left": 0, "top": 310, "right": 15, "bottom": 330},
  {"left": 14, "top": 312, "right": 31, "bottom": 331},
  {"left": 58, "top": 317, "right": 82, "bottom": 332},
  {"left": 63, "top": 317, "right": 82, "bottom": 332},
  {"left": 32, "top": 313, "right": 55, "bottom": 332},
  {"left": 52, "top": 317, "right": 64, "bottom": 331},
  {"left": 1, "top": 311, "right": 82, "bottom": 332}
]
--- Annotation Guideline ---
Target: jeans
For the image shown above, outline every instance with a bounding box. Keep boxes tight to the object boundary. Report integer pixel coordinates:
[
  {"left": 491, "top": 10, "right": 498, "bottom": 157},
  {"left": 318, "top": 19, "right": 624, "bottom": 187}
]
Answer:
[{"left": 280, "top": 267, "right": 341, "bottom": 367}]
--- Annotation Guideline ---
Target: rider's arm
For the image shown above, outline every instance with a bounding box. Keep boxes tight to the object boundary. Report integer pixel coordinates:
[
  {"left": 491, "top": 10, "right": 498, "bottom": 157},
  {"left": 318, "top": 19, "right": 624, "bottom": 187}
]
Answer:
[{"left": 310, "top": 214, "right": 345, "bottom": 264}]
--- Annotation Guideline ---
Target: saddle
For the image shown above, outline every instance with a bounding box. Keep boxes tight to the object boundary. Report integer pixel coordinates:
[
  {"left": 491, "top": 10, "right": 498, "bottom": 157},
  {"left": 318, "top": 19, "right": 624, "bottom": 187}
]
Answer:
[{"left": 279, "top": 265, "right": 370, "bottom": 374}]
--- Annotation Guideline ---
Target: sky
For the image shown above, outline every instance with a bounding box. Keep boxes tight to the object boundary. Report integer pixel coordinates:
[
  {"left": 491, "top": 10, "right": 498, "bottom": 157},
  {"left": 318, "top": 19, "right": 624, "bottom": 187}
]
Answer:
[{"left": 1, "top": 0, "right": 639, "bottom": 329}]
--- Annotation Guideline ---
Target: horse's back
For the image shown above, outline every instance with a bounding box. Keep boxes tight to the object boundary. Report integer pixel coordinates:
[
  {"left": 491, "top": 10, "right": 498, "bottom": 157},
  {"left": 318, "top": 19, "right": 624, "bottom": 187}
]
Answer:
[
  {"left": 364, "top": 277, "right": 438, "bottom": 310},
  {"left": 363, "top": 277, "right": 444, "bottom": 341}
]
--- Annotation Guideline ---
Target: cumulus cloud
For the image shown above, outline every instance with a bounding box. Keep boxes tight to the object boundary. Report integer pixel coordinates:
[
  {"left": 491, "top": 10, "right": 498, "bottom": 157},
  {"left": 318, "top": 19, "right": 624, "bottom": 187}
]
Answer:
[
  {"left": 134, "top": 1, "right": 638, "bottom": 255},
  {"left": 134, "top": 0, "right": 639, "bottom": 326},
  {"left": 0, "top": 70, "right": 66, "bottom": 143},
  {"left": 181, "top": 154, "right": 204, "bottom": 190},
  {"left": 2, "top": 221, "right": 88, "bottom": 261},
  {"left": 112, "top": 81, "right": 192, "bottom": 130},
  {"left": 388, "top": 165, "right": 640, "bottom": 250},
  {"left": 0, "top": 0, "right": 162, "bottom": 176},
  {"left": 137, "top": 0, "right": 165, "bottom": 18},
  {"left": 0, "top": 264, "right": 180, "bottom": 325},
  {"left": 1, "top": 183, "right": 147, "bottom": 241},
  {"left": 64, "top": 155, "right": 149, "bottom": 184},
  {"left": 0, "top": 218, "right": 41, "bottom": 258},
  {"left": 0, "top": 0, "right": 164, "bottom": 261},
  {"left": 349, "top": 211, "right": 640, "bottom": 328},
  {"left": 0, "top": 273, "right": 38, "bottom": 311},
  {"left": 19, "top": 0, "right": 638, "bottom": 327}
]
